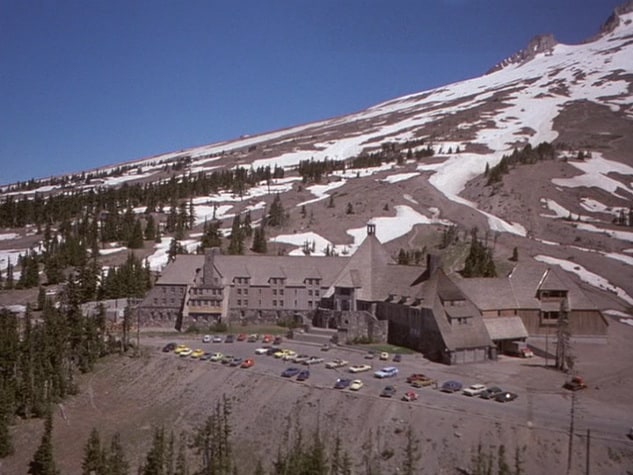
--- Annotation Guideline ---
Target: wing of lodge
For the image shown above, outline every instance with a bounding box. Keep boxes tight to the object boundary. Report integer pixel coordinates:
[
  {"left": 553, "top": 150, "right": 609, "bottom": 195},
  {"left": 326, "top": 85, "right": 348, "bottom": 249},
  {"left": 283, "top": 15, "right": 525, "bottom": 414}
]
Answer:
[{"left": 138, "top": 224, "right": 607, "bottom": 365}]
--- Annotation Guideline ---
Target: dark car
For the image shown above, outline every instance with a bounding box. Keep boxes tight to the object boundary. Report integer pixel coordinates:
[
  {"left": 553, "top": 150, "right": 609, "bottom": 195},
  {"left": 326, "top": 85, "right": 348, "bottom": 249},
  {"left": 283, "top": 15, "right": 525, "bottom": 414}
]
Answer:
[
  {"left": 267, "top": 346, "right": 281, "bottom": 356},
  {"left": 162, "top": 342, "right": 177, "bottom": 352},
  {"left": 334, "top": 378, "right": 352, "bottom": 389},
  {"left": 225, "top": 334, "right": 235, "bottom": 343},
  {"left": 281, "top": 367, "right": 301, "bottom": 378},
  {"left": 273, "top": 336, "right": 283, "bottom": 345},
  {"left": 494, "top": 391, "right": 518, "bottom": 403},
  {"left": 480, "top": 386, "right": 503, "bottom": 400},
  {"left": 229, "top": 357, "right": 243, "bottom": 367},
  {"left": 393, "top": 354, "right": 402, "bottom": 363},
  {"left": 380, "top": 385, "right": 397, "bottom": 398},
  {"left": 440, "top": 380, "right": 463, "bottom": 393},
  {"left": 199, "top": 352, "right": 213, "bottom": 361},
  {"left": 297, "top": 369, "right": 310, "bottom": 381}
]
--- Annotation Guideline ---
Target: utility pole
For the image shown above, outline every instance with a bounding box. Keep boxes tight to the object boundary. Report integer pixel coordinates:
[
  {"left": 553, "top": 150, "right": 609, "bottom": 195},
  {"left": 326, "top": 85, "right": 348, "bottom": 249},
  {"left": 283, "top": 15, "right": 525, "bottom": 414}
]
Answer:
[
  {"left": 586, "top": 428, "right": 590, "bottom": 475},
  {"left": 567, "top": 391, "right": 577, "bottom": 474}
]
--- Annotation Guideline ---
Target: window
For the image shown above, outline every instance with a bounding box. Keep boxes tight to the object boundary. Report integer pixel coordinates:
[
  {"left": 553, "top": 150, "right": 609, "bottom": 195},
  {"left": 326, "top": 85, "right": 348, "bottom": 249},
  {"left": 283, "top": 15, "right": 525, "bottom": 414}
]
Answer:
[
  {"left": 237, "top": 288, "right": 242, "bottom": 295},
  {"left": 308, "top": 301, "right": 313, "bottom": 308},
  {"left": 308, "top": 290, "right": 313, "bottom": 296},
  {"left": 244, "top": 289, "right": 248, "bottom": 295},
  {"left": 315, "top": 290, "right": 320, "bottom": 297},
  {"left": 279, "top": 289, "right": 284, "bottom": 295},
  {"left": 273, "top": 300, "right": 277, "bottom": 307},
  {"left": 237, "top": 299, "right": 241, "bottom": 306},
  {"left": 273, "top": 289, "right": 277, "bottom": 296},
  {"left": 280, "top": 300, "right": 284, "bottom": 307}
]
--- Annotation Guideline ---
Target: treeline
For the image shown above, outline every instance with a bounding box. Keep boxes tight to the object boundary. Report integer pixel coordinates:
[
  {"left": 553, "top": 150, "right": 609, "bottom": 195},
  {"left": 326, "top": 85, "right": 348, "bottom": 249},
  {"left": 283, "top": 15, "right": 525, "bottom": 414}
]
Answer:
[
  {"left": 0, "top": 165, "right": 284, "bottom": 229},
  {"left": 0, "top": 243, "right": 151, "bottom": 305},
  {"left": 486, "top": 142, "right": 556, "bottom": 185},
  {"left": 28, "top": 394, "right": 529, "bottom": 474},
  {"left": 297, "top": 140, "right": 435, "bottom": 184},
  {"left": 0, "top": 297, "right": 118, "bottom": 458}
]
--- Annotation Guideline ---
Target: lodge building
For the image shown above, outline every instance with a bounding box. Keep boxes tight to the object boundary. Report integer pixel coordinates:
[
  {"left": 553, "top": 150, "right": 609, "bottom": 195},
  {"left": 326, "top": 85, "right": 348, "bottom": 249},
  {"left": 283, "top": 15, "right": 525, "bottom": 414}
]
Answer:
[{"left": 138, "top": 224, "right": 607, "bottom": 364}]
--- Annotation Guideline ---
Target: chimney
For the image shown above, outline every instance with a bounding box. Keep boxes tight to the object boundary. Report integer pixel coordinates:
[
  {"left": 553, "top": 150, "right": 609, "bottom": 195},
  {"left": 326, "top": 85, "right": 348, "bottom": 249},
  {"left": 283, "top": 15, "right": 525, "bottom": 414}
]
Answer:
[
  {"left": 367, "top": 223, "right": 376, "bottom": 236},
  {"left": 426, "top": 253, "right": 441, "bottom": 275}
]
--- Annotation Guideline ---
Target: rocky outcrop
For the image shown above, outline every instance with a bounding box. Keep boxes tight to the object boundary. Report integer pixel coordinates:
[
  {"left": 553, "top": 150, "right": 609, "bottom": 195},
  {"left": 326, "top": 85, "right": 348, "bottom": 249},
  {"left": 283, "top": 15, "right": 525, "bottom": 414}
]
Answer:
[{"left": 486, "top": 34, "right": 557, "bottom": 74}]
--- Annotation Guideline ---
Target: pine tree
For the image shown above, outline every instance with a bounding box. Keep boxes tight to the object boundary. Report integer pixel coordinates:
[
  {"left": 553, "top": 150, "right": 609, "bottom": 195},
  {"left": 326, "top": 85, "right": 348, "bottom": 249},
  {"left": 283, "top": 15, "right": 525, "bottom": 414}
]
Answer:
[
  {"left": 142, "top": 427, "right": 167, "bottom": 475},
  {"left": 251, "top": 227, "right": 267, "bottom": 254},
  {"left": 268, "top": 194, "right": 286, "bottom": 227},
  {"left": 82, "top": 427, "right": 105, "bottom": 475},
  {"left": 0, "top": 382, "right": 14, "bottom": 458},
  {"left": 107, "top": 432, "right": 129, "bottom": 475},
  {"left": 28, "top": 410, "right": 59, "bottom": 475},
  {"left": 227, "top": 214, "right": 244, "bottom": 255},
  {"left": 144, "top": 215, "right": 157, "bottom": 241}
]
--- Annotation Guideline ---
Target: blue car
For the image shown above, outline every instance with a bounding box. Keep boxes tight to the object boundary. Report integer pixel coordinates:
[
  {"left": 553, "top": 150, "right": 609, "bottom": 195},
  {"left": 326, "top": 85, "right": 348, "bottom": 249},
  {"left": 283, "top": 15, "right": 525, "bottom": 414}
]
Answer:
[
  {"left": 374, "top": 367, "right": 399, "bottom": 378},
  {"left": 334, "top": 378, "right": 352, "bottom": 389},
  {"left": 440, "top": 380, "right": 463, "bottom": 393},
  {"left": 281, "top": 367, "right": 301, "bottom": 378},
  {"left": 297, "top": 369, "right": 310, "bottom": 381}
]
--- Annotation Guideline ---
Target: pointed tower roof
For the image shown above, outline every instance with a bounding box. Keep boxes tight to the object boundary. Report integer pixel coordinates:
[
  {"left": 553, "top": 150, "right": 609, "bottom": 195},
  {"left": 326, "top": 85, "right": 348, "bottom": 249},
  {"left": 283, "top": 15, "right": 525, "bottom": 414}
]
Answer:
[{"left": 327, "top": 223, "right": 399, "bottom": 301}]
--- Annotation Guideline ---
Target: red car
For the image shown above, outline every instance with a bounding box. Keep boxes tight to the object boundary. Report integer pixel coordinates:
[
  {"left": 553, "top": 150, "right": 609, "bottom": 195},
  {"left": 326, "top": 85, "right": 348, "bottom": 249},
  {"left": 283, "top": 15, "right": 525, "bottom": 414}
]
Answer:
[
  {"left": 237, "top": 333, "right": 247, "bottom": 342},
  {"left": 241, "top": 358, "right": 255, "bottom": 368},
  {"left": 262, "top": 334, "right": 273, "bottom": 344},
  {"left": 402, "top": 390, "right": 418, "bottom": 402}
]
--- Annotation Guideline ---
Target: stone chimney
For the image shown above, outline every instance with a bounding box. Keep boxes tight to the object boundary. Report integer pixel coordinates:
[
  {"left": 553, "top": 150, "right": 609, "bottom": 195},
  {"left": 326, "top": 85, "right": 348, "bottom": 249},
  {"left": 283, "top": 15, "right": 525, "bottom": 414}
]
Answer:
[
  {"left": 426, "top": 253, "right": 441, "bottom": 276},
  {"left": 367, "top": 223, "right": 376, "bottom": 236}
]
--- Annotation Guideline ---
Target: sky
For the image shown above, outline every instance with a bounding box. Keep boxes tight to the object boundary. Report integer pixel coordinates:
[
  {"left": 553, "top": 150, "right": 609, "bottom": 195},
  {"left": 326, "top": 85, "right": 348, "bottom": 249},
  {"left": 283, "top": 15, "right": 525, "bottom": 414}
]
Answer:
[{"left": 0, "top": 0, "right": 625, "bottom": 185}]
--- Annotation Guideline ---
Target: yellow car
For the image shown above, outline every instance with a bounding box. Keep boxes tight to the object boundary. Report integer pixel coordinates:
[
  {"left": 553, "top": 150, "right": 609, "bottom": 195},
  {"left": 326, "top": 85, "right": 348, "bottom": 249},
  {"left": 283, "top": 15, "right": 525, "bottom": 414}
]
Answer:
[
  {"left": 274, "top": 349, "right": 294, "bottom": 359},
  {"left": 174, "top": 344, "right": 188, "bottom": 354},
  {"left": 379, "top": 352, "right": 389, "bottom": 361},
  {"left": 282, "top": 350, "right": 297, "bottom": 361},
  {"left": 349, "top": 379, "right": 364, "bottom": 391},
  {"left": 179, "top": 348, "right": 193, "bottom": 357},
  {"left": 191, "top": 349, "right": 205, "bottom": 358}
]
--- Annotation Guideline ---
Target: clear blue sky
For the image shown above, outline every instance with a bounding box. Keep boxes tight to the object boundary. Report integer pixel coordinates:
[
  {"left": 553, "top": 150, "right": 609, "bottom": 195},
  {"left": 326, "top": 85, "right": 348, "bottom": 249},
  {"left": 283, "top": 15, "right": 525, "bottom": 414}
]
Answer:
[{"left": 0, "top": 0, "right": 624, "bottom": 185}]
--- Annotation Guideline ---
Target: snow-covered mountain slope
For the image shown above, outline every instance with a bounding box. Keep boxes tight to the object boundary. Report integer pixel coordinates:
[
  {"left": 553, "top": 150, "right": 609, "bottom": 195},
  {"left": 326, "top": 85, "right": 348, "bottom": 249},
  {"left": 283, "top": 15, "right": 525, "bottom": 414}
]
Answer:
[{"left": 1, "top": 4, "right": 632, "bottom": 311}]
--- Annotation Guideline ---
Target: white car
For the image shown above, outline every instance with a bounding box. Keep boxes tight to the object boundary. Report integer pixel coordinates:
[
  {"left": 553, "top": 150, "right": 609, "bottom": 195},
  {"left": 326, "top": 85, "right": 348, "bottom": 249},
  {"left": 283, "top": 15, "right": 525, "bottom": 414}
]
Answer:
[
  {"left": 212, "top": 335, "right": 223, "bottom": 343},
  {"left": 254, "top": 348, "right": 269, "bottom": 355},
  {"left": 462, "top": 384, "right": 487, "bottom": 396},
  {"left": 349, "top": 379, "right": 364, "bottom": 391},
  {"left": 374, "top": 367, "right": 399, "bottom": 378},
  {"left": 348, "top": 364, "right": 372, "bottom": 373},
  {"left": 304, "top": 356, "right": 324, "bottom": 365},
  {"left": 202, "top": 334, "right": 212, "bottom": 343},
  {"left": 325, "top": 359, "right": 349, "bottom": 369}
]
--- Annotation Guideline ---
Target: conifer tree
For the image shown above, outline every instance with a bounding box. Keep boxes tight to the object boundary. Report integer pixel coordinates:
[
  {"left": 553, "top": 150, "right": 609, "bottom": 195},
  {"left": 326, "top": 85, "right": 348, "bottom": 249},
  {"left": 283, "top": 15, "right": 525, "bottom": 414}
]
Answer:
[
  {"left": 107, "top": 432, "right": 130, "bottom": 475},
  {"left": 227, "top": 214, "right": 244, "bottom": 255},
  {"left": 28, "top": 409, "right": 59, "bottom": 475},
  {"left": 82, "top": 427, "right": 105, "bottom": 475}
]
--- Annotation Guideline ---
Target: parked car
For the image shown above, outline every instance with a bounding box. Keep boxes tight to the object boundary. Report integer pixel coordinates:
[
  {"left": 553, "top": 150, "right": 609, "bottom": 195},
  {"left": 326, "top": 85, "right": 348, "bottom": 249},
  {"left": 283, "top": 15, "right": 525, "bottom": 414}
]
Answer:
[
  {"left": 494, "top": 391, "right": 518, "bottom": 403},
  {"left": 297, "top": 369, "right": 310, "bottom": 381},
  {"left": 479, "top": 386, "right": 503, "bottom": 400},
  {"left": 247, "top": 334, "right": 258, "bottom": 342},
  {"left": 266, "top": 347, "right": 281, "bottom": 356},
  {"left": 221, "top": 355, "right": 235, "bottom": 364},
  {"left": 202, "top": 335, "right": 212, "bottom": 343},
  {"left": 349, "top": 379, "right": 364, "bottom": 391},
  {"left": 402, "top": 390, "right": 418, "bottom": 402},
  {"left": 463, "top": 384, "right": 487, "bottom": 397},
  {"left": 273, "top": 336, "right": 283, "bottom": 345},
  {"left": 174, "top": 344, "right": 188, "bottom": 354},
  {"left": 162, "top": 342, "right": 177, "bottom": 352},
  {"left": 334, "top": 378, "right": 352, "bottom": 389},
  {"left": 254, "top": 347, "right": 270, "bottom": 355},
  {"left": 262, "top": 335, "right": 273, "bottom": 344},
  {"left": 241, "top": 358, "right": 255, "bottom": 368},
  {"left": 440, "top": 380, "right": 463, "bottom": 393},
  {"left": 178, "top": 348, "right": 193, "bottom": 357},
  {"left": 282, "top": 350, "right": 298, "bottom": 361},
  {"left": 321, "top": 343, "right": 331, "bottom": 351},
  {"left": 393, "top": 354, "right": 402, "bottom": 363},
  {"left": 325, "top": 359, "right": 349, "bottom": 369},
  {"left": 304, "top": 356, "right": 324, "bottom": 365},
  {"left": 225, "top": 334, "right": 235, "bottom": 343},
  {"left": 379, "top": 352, "right": 389, "bottom": 361},
  {"left": 210, "top": 352, "right": 224, "bottom": 362},
  {"left": 235, "top": 333, "right": 246, "bottom": 341},
  {"left": 191, "top": 349, "right": 205, "bottom": 358},
  {"left": 212, "top": 335, "right": 223, "bottom": 343},
  {"left": 563, "top": 376, "right": 587, "bottom": 391},
  {"left": 293, "top": 354, "right": 311, "bottom": 364},
  {"left": 406, "top": 373, "right": 427, "bottom": 384},
  {"left": 349, "top": 364, "right": 372, "bottom": 373},
  {"left": 200, "top": 352, "right": 213, "bottom": 361},
  {"left": 229, "top": 357, "right": 243, "bottom": 367},
  {"left": 380, "top": 385, "right": 397, "bottom": 398},
  {"left": 281, "top": 367, "right": 301, "bottom": 378},
  {"left": 374, "top": 367, "right": 399, "bottom": 379},
  {"left": 410, "top": 377, "right": 436, "bottom": 388},
  {"left": 364, "top": 351, "right": 376, "bottom": 359}
]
